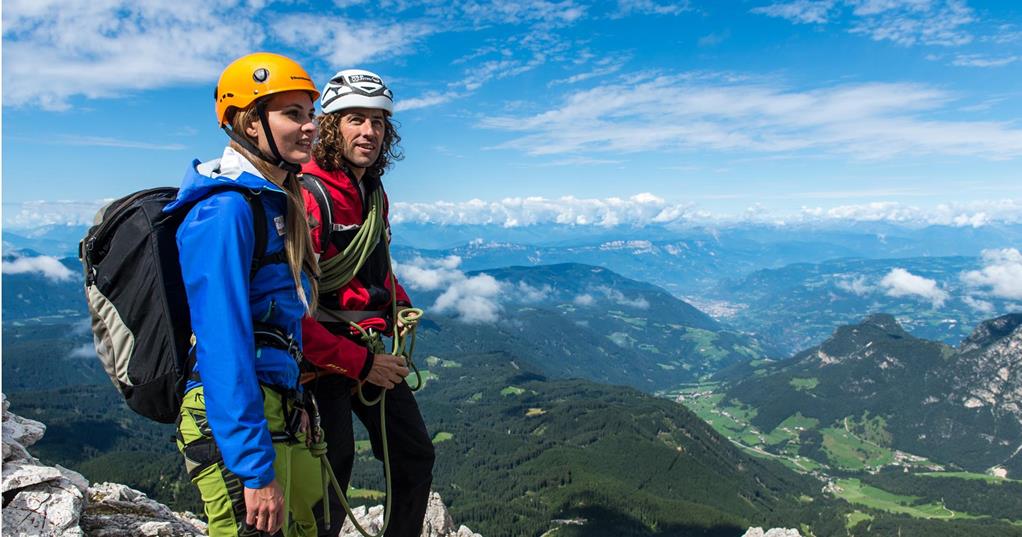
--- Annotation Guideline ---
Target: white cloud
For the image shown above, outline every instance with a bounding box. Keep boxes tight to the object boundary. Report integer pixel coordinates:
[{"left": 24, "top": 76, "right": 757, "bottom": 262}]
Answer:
[
  {"left": 68, "top": 344, "right": 96, "bottom": 359},
  {"left": 612, "top": 0, "right": 692, "bottom": 18},
  {"left": 751, "top": 0, "right": 836, "bottom": 24},
  {"left": 481, "top": 75, "right": 1022, "bottom": 160},
  {"left": 961, "top": 248, "right": 1022, "bottom": 300},
  {"left": 951, "top": 54, "right": 1020, "bottom": 68},
  {"left": 752, "top": 0, "right": 976, "bottom": 47},
  {"left": 801, "top": 199, "right": 1022, "bottom": 227},
  {"left": 848, "top": 0, "right": 974, "bottom": 47},
  {"left": 879, "top": 268, "right": 949, "bottom": 307},
  {"left": 450, "top": 0, "right": 587, "bottom": 27},
  {"left": 515, "top": 282, "right": 552, "bottom": 302},
  {"left": 2, "top": 0, "right": 263, "bottom": 110},
  {"left": 595, "top": 286, "right": 650, "bottom": 309},
  {"left": 836, "top": 275, "right": 874, "bottom": 296},
  {"left": 72, "top": 318, "right": 94, "bottom": 336},
  {"left": 394, "top": 256, "right": 504, "bottom": 323},
  {"left": 962, "top": 295, "right": 995, "bottom": 314},
  {"left": 433, "top": 273, "right": 504, "bottom": 323},
  {"left": 3, "top": 200, "right": 109, "bottom": 228},
  {"left": 574, "top": 294, "right": 596, "bottom": 306},
  {"left": 396, "top": 93, "right": 460, "bottom": 113},
  {"left": 392, "top": 193, "right": 695, "bottom": 227},
  {"left": 271, "top": 16, "right": 431, "bottom": 67},
  {"left": 2, "top": 254, "right": 76, "bottom": 282}
]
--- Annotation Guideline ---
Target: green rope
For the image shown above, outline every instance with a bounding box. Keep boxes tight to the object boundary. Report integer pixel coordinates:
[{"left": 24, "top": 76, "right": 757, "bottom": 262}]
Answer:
[
  {"left": 318, "top": 187, "right": 386, "bottom": 294},
  {"left": 309, "top": 185, "right": 425, "bottom": 536}
]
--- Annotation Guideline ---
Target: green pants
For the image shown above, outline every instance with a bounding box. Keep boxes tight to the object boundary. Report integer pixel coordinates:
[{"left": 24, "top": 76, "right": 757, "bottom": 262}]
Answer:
[{"left": 177, "top": 386, "right": 323, "bottom": 537}]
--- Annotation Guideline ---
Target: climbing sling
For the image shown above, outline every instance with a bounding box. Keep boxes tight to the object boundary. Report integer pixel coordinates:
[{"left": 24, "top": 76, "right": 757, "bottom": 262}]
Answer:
[{"left": 300, "top": 173, "right": 423, "bottom": 537}]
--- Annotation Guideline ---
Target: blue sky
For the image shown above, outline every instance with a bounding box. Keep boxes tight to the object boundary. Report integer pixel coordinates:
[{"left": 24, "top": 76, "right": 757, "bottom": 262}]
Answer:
[{"left": 3, "top": 0, "right": 1021, "bottom": 228}]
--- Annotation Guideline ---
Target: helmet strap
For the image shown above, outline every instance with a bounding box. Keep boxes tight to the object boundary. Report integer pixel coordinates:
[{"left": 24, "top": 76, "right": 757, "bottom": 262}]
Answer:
[
  {"left": 221, "top": 102, "right": 301, "bottom": 176},
  {"left": 255, "top": 101, "right": 302, "bottom": 175}
]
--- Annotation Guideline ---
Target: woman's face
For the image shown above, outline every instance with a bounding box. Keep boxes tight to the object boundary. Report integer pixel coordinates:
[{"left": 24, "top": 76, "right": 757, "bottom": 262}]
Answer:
[{"left": 246, "top": 90, "right": 317, "bottom": 164}]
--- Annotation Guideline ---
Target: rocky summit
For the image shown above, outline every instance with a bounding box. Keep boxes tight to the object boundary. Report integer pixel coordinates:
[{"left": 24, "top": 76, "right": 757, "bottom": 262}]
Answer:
[{"left": 1, "top": 393, "right": 479, "bottom": 537}]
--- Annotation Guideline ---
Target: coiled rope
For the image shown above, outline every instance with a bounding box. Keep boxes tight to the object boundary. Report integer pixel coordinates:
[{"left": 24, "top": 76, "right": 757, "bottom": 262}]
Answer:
[{"left": 306, "top": 182, "right": 423, "bottom": 537}]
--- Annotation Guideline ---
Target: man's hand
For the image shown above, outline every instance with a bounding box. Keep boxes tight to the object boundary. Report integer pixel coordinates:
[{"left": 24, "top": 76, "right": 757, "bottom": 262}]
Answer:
[
  {"left": 365, "top": 354, "right": 409, "bottom": 389},
  {"left": 395, "top": 308, "right": 420, "bottom": 338},
  {"left": 244, "top": 480, "right": 284, "bottom": 534}
]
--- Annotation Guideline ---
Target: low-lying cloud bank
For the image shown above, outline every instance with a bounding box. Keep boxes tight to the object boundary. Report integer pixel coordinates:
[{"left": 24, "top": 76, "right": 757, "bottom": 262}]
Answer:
[
  {"left": 1, "top": 254, "right": 75, "bottom": 282},
  {"left": 392, "top": 197, "right": 1022, "bottom": 228},
  {"left": 7, "top": 196, "right": 1022, "bottom": 230},
  {"left": 832, "top": 249, "right": 1022, "bottom": 310}
]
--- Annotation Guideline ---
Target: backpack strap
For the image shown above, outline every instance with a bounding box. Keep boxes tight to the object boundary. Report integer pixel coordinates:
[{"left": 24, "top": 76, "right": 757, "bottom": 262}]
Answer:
[
  {"left": 215, "top": 188, "right": 285, "bottom": 280},
  {"left": 299, "top": 173, "right": 333, "bottom": 254}
]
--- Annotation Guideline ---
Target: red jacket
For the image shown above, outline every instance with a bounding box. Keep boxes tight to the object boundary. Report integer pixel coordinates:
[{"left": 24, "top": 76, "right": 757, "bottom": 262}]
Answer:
[{"left": 300, "top": 159, "right": 411, "bottom": 380}]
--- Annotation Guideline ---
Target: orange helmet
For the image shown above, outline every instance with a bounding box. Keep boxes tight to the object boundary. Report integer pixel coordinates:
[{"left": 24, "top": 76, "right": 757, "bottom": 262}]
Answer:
[{"left": 215, "top": 52, "right": 319, "bottom": 127}]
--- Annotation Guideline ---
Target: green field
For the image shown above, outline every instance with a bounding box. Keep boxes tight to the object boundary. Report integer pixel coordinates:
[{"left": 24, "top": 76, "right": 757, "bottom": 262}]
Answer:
[
  {"left": 918, "top": 471, "right": 1019, "bottom": 483},
  {"left": 432, "top": 431, "right": 454, "bottom": 444},
  {"left": 833, "top": 478, "right": 960, "bottom": 519},
  {"left": 845, "top": 511, "right": 873, "bottom": 530},
  {"left": 820, "top": 427, "right": 894, "bottom": 470},
  {"left": 789, "top": 377, "right": 819, "bottom": 391},
  {"left": 501, "top": 386, "right": 526, "bottom": 396}
]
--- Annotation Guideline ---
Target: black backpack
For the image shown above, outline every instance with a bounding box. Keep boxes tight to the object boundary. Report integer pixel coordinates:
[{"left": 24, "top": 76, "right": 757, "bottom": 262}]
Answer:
[{"left": 79, "top": 187, "right": 271, "bottom": 423}]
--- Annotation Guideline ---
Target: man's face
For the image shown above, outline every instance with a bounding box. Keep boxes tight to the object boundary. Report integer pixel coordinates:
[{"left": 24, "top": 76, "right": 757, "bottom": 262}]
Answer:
[{"left": 337, "top": 107, "right": 386, "bottom": 172}]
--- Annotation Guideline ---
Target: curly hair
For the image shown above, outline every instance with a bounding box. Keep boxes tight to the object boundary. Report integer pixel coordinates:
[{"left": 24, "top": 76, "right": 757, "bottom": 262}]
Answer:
[{"left": 313, "top": 112, "right": 403, "bottom": 177}]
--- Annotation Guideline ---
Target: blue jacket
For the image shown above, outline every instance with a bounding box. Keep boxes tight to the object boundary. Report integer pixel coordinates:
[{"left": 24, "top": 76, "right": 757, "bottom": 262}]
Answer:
[{"left": 166, "top": 147, "right": 310, "bottom": 489}]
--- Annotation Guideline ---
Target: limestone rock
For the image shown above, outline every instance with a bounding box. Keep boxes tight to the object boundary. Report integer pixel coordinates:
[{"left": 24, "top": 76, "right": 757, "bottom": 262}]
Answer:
[
  {"left": 2, "top": 476, "right": 86, "bottom": 537},
  {"left": 79, "top": 482, "right": 206, "bottom": 537},
  {"left": 2, "top": 461, "right": 64, "bottom": 493},
  {"left": 742, "top": 528, "right": 802, "bottom": 537},
  {"left": 2, "top": 393, "right": 46, "bottom": 461},
  {"left": 338, "top": 491, "right": 480, "bottom": 537}
]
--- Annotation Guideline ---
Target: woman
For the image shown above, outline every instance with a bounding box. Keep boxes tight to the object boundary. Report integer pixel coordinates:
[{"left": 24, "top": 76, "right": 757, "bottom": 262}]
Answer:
[{"left": 165, "top": 52, "right": 323, "bottom": 537}]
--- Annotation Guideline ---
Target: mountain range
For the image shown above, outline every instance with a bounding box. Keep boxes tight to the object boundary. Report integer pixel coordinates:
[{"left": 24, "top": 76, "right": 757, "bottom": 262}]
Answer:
[{"left": 712, "top": 314, "right": 1022, "bottom": 478}]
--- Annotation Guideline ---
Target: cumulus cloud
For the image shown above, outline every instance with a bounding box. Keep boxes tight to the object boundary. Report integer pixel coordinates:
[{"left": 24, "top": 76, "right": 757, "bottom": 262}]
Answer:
[
  {"left": 481, "top": 74, "right": 1022, "bottom": 160},
  {"left": 2, "top": 254, "right": 76, "bottom": 282},
  {"left": 2, "top": 0, "right": 263, "bottom": 110},
  {"left": 961, "top": 248, "right": 1022, "bottom": 300},
  {"left": 394, "top": 256, "right": 504, "bottom": 323},
  {"left": 433, "top": 273, "right": 504, "bottom": 324},
  {"left": 879, "top": 268, "right": 949, "bottom": 307},
  {"left": 574, "top": 294, "right": 596, "bottom": 306}
]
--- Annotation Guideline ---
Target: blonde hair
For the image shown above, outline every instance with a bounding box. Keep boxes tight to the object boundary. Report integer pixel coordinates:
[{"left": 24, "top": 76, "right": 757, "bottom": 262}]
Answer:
[{"left": 229, "top": 104, "right": 319, "bottom": 312}]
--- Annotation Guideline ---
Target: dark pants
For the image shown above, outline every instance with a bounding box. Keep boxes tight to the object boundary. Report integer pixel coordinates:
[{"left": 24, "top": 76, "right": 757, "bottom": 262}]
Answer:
[{"left": 310, "top": 374, "right": 435, "bottom": 537}]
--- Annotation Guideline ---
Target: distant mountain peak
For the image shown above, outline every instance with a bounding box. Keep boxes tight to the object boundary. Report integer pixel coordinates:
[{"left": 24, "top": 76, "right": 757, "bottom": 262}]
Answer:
[
  {"left": 859, "top": 313, "right": 906, "bottom": 334},
  {"left": 960, "top": 313, "right": 1022, "bottom": 353},
  {"left": 813, "top": 313, "right": 909, "bottom": 361}
]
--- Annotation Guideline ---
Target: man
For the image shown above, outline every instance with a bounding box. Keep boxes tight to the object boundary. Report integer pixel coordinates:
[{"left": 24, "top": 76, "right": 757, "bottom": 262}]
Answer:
[{"left": 300, "top": 69, "right": 435, "bottom": 537}]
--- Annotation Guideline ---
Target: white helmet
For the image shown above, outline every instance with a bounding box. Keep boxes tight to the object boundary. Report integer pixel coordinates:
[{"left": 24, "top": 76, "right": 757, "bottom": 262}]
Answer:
[{"left": 321, "top": 69, "right": 394, "bottom": 115}]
